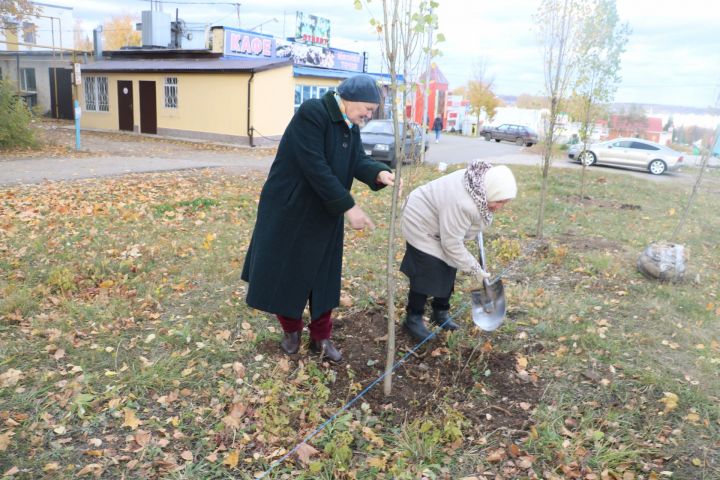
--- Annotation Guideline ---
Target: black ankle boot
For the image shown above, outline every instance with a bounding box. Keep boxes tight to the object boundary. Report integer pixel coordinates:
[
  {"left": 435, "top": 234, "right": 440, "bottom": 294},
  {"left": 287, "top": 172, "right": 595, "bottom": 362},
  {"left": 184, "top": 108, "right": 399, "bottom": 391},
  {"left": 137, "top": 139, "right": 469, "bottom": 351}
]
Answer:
[
  {"left": 403, "top": 312, "right": 432, "bottom": 341},
  {"left": 280, "top": 331, "right": 301, "bottom": 354},
  {"left": 310, "top": 339, "right": 342, "bottom": 362},
  {"left": 430, "top": 309, "right": 458, "bottom": 331}
]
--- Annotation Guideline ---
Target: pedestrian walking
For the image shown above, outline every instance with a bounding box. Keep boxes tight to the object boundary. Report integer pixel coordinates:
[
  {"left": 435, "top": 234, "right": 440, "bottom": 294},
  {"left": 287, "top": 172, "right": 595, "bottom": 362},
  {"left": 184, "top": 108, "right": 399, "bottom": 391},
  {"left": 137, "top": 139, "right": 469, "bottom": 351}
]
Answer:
[{"left": 432, "top": 115, "right": 443, "bottom": 143}]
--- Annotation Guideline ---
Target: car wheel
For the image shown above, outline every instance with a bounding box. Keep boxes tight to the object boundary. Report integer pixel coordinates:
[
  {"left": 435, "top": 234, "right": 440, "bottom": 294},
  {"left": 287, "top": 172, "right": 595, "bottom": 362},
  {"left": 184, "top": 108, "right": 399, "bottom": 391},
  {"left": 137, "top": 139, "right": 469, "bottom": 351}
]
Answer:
[
  {"left": 648, "top": 159, "right": 666, "bottom": 175},
  {"left": 579, "top": 151, "right": 596, "bottom": 166},
  {"left": 484, "top": 133, "right": 492, "bottom": 141},
  {"left": 494, "top": 138, "right": 501, "bottom": 142},
  {"left": 515, "top": 137, "right": 524, "bottom": 146}
]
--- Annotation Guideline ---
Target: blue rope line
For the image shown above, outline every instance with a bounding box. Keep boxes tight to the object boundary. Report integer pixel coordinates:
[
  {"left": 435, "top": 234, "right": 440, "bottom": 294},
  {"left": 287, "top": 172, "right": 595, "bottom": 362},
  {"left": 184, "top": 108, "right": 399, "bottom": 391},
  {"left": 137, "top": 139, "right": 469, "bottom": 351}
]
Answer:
[{"left": 256, "top": 303, "right": 469, "bottom": 479}]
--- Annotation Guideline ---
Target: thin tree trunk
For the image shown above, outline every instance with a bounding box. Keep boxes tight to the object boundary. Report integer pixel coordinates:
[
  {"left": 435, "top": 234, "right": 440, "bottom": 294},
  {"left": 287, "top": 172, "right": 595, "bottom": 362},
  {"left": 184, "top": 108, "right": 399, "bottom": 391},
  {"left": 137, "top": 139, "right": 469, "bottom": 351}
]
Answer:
[
  {"left": 383, "top": 0, "right": 400, "bottom": 397},
  {"left": 670, "top": 140, "right": 714, "bottom": 242}
]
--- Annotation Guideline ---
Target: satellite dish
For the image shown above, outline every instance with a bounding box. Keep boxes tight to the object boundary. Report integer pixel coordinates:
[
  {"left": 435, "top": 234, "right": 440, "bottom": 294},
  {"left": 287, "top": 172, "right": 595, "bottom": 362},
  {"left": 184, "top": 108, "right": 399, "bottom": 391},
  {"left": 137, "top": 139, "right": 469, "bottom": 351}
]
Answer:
[{"left": 186, "top": 32, "right": 193, "bottom": 41}]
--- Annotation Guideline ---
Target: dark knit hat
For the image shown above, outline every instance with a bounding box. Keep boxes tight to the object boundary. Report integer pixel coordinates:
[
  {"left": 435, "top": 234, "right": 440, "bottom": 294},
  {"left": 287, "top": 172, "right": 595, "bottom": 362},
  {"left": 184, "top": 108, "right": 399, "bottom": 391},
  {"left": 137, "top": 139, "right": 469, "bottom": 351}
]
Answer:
[{"left": 337, "top": 74, "right": 381, "bottom": 104}]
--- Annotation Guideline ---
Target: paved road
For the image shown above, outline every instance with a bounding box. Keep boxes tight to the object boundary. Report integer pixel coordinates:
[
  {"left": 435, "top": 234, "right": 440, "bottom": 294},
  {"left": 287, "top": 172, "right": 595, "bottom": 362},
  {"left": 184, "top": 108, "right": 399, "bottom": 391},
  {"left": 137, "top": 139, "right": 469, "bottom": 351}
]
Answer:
[
  {"left": 424, "top": 133, "right": 697, "bottom": 184},
  {"left": 0, "top": 152, "right": 275, "bottom": 186},
  {"left": 0, "top": 129, "right": 704, "bottom": 186}
]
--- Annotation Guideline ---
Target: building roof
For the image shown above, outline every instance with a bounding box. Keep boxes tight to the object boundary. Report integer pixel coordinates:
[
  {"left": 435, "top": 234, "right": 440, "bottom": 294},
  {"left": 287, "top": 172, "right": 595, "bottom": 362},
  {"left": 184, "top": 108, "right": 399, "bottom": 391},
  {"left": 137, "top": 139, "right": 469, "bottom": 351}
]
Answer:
[
  {"left": 81, "top": 57, "right": 292, "bottom": 74},
  {"left": 293, "top": 65, "right": 404, "bottom": 84}
]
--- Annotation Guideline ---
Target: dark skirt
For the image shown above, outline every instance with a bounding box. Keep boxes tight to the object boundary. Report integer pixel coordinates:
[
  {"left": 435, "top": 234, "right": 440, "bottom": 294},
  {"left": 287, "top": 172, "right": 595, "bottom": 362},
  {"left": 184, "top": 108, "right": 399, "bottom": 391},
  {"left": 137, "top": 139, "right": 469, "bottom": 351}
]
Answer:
[{"left": 400, "top": 242, "right": 457, "bottom": 298}]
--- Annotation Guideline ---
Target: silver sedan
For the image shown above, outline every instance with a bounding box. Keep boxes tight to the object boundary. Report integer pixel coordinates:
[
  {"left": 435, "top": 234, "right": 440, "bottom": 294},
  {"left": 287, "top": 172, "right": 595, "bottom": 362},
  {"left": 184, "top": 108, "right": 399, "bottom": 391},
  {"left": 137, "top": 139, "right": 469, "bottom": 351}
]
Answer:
[{"left": 568, "top": 137, "right": 684, "bottom": 175}]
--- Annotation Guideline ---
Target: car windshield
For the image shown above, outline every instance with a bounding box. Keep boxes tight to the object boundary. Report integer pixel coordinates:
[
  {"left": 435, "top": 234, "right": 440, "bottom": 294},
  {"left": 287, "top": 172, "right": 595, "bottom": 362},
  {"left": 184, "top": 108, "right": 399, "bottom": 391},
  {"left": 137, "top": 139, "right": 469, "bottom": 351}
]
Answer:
[{"left": 362, "top": 121, "right": 403, "bottom": 135}]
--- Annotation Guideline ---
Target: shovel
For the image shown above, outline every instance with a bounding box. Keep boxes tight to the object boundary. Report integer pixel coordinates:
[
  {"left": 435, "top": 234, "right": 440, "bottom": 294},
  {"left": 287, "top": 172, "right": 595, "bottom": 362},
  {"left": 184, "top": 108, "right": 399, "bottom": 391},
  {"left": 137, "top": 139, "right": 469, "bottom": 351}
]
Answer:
[{"left": 471, "top": 231, "right": 507, "bottom": 331}]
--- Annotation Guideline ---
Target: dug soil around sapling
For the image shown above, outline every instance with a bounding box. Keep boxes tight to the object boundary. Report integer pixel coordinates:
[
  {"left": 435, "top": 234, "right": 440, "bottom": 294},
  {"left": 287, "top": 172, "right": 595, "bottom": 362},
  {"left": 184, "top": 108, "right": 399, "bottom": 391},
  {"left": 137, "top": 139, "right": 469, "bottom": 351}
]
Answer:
[{"left": 258, "top": 309, "right": 543, "bottom": 433}]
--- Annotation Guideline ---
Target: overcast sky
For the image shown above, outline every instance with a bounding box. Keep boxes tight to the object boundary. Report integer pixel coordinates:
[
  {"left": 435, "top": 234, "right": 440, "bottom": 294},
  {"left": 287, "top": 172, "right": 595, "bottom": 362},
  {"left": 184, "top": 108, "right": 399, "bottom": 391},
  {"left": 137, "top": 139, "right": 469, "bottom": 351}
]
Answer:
[{"left": 50, "top": 0, "right": 720, "bottom": 109}]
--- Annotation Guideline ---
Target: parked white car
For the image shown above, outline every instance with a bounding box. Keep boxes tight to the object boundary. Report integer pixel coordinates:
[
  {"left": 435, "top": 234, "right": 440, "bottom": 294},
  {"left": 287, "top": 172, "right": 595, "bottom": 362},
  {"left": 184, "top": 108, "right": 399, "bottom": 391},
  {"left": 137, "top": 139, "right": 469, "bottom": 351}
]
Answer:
[{"left": 568, "top": 137, "right": 684, "bottom": 175}]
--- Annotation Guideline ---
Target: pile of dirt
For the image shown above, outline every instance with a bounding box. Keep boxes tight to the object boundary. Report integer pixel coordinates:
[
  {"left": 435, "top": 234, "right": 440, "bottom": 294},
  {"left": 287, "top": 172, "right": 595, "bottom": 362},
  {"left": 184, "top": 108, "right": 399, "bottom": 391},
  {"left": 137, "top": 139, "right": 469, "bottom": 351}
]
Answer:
[{"left": 259, "top": 310, "right": 542, "bottom": 433}]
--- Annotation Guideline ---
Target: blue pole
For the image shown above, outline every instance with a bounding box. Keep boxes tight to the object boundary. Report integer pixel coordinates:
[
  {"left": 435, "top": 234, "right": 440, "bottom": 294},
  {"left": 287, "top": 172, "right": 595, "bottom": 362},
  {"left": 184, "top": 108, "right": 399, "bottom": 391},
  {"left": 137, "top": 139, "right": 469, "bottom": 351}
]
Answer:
[{"left": 74, "top": 99, "right": 81, "bottom": 150}]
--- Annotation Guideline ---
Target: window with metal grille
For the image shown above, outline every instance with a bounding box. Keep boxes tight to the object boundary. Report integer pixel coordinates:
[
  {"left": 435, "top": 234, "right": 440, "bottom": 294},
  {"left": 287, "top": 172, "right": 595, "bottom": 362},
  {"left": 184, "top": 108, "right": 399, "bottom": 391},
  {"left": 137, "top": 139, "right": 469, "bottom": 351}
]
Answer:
[
  {"left": 84, "top": 76, "right": 109, "bottom": 112},
  {"left": 164, "top": 77, "right": 178, "bottom": 108}
]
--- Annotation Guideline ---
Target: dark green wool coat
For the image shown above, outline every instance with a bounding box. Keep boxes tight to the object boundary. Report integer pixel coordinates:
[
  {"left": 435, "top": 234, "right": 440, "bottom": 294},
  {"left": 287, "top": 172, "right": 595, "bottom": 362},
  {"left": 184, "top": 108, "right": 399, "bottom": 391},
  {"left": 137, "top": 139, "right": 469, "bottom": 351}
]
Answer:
[{"left": 241, "top": 91, "right": 391, "bottom": 320}]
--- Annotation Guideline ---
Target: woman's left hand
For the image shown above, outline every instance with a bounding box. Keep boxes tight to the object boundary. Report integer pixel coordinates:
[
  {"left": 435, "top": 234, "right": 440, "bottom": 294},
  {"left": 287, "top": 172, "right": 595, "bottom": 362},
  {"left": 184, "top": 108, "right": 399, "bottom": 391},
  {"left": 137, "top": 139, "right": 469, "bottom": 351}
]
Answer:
[{"left": 376, "top": 170, "right": 395, "bottom": 186}]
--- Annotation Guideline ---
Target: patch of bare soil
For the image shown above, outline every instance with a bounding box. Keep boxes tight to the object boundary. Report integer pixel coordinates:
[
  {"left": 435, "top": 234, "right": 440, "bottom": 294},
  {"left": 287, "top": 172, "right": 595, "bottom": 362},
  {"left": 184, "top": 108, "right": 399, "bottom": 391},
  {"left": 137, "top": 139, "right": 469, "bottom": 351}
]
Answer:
[
  {"left": 557, "top": 230, "right": 626, "bottom": 252},
  {"left": 259, "top": 310, "right": 542, "bottom": 433},
  {"left": 567, "top": 194, "right": 642, "bottom": 211}
]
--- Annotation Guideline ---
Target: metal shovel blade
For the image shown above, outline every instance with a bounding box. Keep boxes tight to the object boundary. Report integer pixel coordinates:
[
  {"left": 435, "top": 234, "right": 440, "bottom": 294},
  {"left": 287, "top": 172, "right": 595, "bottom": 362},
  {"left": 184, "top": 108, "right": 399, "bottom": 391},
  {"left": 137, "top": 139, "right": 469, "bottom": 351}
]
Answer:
[{"left": 471, "top": 278, "right": 506, "bottom": 331}]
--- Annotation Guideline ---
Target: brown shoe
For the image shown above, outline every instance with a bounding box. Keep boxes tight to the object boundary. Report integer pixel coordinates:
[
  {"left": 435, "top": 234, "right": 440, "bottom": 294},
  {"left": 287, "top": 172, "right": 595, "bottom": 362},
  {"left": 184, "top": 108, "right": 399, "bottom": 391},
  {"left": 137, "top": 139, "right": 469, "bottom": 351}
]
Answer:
[
  {"left": 310, "top": 339, "right": 342, "bottom": 362},
  {"left": 280, "top": 331, "right": 301, "bottom": 355}
]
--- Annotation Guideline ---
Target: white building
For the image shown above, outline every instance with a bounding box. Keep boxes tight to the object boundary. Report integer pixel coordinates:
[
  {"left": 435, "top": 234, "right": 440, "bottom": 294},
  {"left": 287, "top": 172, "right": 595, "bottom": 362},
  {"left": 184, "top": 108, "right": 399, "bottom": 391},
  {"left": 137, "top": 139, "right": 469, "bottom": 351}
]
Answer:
[
  {"left": 0, "top": 3, "right": 77, "bottom": 116},
  {"left": 0, "top": 2, "right": 74, "bottom": 52}
]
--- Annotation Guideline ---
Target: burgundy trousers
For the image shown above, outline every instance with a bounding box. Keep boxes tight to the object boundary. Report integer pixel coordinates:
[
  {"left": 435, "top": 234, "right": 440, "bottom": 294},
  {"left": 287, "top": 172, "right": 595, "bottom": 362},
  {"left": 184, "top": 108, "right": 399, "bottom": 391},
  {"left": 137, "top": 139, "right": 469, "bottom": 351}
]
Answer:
[{"left": 277, "top": 309, "right": 333, "bottom": 341}]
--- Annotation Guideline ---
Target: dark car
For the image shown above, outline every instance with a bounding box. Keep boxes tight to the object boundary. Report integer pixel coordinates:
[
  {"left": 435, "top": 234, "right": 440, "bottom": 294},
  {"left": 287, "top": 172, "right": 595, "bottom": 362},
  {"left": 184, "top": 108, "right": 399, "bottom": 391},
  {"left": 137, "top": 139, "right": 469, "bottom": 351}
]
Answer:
[
  {"left": 360, "top": 120, "right": 429, "bottom": 168},
  {"left": 481, "top": 124, "right": 538, "bottom": 146}
]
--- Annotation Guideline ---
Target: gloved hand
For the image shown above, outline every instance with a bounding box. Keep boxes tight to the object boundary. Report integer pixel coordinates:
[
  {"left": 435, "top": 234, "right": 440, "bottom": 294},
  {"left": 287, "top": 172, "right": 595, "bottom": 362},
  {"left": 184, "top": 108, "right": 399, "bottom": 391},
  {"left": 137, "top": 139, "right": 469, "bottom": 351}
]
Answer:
[{"left": 473, "top": 266, "right": 491, "bottom": 284}]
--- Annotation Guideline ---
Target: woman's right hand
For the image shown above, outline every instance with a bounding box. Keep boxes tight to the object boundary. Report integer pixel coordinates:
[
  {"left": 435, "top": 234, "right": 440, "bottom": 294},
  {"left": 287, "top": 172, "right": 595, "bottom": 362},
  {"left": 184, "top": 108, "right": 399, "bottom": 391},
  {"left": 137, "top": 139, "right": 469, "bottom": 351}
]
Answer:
[{"left": 345, "top": 205, "right": 375, "bottom": 230}]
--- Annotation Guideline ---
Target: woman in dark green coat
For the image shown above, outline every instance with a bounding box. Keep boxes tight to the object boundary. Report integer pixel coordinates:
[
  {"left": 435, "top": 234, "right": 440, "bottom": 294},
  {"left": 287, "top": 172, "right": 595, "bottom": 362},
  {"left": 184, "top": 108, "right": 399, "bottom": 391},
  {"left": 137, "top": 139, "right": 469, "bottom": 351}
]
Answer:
[{"left": 241, "top": 74, "right": 395, "bottom": 362}]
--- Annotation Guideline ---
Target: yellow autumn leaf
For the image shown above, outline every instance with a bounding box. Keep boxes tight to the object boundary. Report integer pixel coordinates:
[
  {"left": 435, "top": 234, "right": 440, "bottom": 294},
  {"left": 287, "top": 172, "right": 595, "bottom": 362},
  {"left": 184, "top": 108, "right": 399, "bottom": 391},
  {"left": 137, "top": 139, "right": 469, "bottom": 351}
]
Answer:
[
  {"left": 367, "top": 456, "right": 387, "bottom": 469},
  {"left": 692, "top": 458, "right": 703, "bottom": 466},
  {"left": 202, "top": 233, "right": 216, "bottom": 250},
  {"left": 667, "top": 208, "right": 676, "bottom": 216},
  {"left": 659, "top": 392, "right": 679, "bottom": 413},
  {"left": 99, "top": 280, "right": 114, "bottom": 289},
  {"left": 685, "top": 412, "right": 701, "bottom": 423},
  {"left": 223, "top": 450, "right": 239, "bottom": 468},
  {"left": 516, "top": 354, "right": 528, "bottom": 370},
  {"left": 122, "top": 408, "right": 141, "bottom": 430},
  {"left": 43, "top": 462, "right": 60, "bottom": 472}
]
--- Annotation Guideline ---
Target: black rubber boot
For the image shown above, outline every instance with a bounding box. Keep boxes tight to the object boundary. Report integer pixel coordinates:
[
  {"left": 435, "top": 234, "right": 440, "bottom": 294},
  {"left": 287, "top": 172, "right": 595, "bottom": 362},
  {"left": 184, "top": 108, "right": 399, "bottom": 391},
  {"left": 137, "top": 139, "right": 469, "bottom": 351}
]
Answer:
[
  {"left": 403, "top": 312, "right": 432, "bottom": 341},
  {"left": 280, "top": 331, "right": 301, "bottom": 355},
  {"left": 430, "top": 309, "right": 459, "bottom": 331},
  {"left": 310, "top": 339, "right": 342, "bottom": 362}
]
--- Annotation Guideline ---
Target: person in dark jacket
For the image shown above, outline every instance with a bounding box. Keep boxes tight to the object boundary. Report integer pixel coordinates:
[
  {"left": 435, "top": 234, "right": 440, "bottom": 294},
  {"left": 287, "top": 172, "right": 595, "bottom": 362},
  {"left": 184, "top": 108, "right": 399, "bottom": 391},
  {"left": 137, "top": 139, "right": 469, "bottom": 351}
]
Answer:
[
  {"left": 241, "top": 74, "right": 395, "bottom": 362},
  {"left": 432, "top": 115, "right": 443, "bottom": 143}
]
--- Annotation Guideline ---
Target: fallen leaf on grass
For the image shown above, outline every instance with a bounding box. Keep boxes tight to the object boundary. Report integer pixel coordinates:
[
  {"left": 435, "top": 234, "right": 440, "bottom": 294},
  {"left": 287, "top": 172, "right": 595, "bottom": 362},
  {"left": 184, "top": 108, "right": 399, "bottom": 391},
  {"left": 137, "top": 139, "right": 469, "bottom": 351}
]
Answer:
[
  {"left": 659, "top": 392, "right": 679, "bottom": 414},
  {"left": 42, "top": 463, "right": 60, "bottom": 472},
  {"left": 0, "top": 431, "right": 13, "bottom": 451},
  {"left": 180, "top": 450, "right": 193, "bottom": 461},
  {"left": 685, "top": 412, "right": 700, "bottom": 423},
  {"left": 122, "top": 408, "right": 141, "bottom": 429},
  {"left": 486, "top": 448, "right": 506, "bottom": 463},
  {"left": 294, "top": 443, "right": 318, "bottom": 466},
  {"left": 367, "top": 456, "right": 387, "bottom": 469},
  {"left": 3, "top": 466, "right": 19, "bottom": 476},
  {"left": 516, "top": 355, "right": 528, "bottom": 370},
  {"left": 77, "top": 463, "right": 103, "bottom": 476},
  {"left": 0, "top": 369, "right": 23, "bottom": 387},
  {"left": 223, "top": 450, "right": 239, "bottom": 468}
]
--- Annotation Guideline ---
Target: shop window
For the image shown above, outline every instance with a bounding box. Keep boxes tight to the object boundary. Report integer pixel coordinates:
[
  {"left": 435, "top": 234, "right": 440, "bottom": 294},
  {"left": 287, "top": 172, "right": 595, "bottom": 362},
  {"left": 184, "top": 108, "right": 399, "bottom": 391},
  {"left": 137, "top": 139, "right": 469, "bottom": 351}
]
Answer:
[
  {"left": 84, "top": 75, "right": 109, "bottom": 112},
  {"left": 20, "top": 68, "right": 36, "bottom": 92},
  {"left": 294, "top": 84, "right": 333, "bottom": 112},
  {"left": 22, "top": 22, "right": 36, "bottom": 44},
  {"left": 164, "top": 77, "right": 178, "bottom": 108}
]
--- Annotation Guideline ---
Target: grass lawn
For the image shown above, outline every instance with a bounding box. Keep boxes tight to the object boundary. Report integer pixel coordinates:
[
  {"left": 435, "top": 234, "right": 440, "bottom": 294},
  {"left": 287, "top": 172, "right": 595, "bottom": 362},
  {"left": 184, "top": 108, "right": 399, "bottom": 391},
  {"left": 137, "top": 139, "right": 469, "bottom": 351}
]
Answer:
[{"left": 1, "top": 164, "right": 718, "bottom": 479}]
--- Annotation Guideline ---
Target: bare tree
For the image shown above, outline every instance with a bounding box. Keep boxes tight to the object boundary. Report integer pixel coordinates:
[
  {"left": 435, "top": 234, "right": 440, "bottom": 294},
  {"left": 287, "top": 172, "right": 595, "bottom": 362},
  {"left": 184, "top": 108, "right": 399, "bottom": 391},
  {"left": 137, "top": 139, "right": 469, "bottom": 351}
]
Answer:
[
  {"left": 533, "top": 0, "right": 590, "bottom": 238},
  {"left": 573, "top": 0, "right": 629, "bottom": 197},
  {"left": 466, "top": 61, "right": 500, "bottom": 135},
  {"left": 355, "top": 0, "right": 441, "bottom": 395}
]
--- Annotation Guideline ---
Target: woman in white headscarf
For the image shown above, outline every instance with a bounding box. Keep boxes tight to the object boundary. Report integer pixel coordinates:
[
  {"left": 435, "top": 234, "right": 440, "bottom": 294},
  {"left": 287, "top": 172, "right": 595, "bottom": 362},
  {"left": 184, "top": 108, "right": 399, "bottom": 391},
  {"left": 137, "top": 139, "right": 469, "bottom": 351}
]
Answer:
[{"left": 400, "top": 160, "right": 517, "bottom": 340}]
